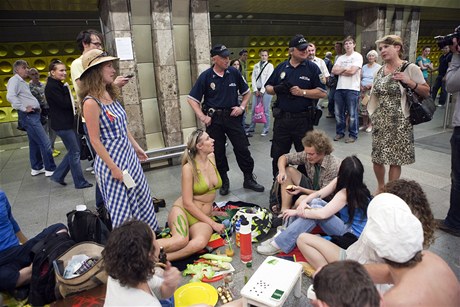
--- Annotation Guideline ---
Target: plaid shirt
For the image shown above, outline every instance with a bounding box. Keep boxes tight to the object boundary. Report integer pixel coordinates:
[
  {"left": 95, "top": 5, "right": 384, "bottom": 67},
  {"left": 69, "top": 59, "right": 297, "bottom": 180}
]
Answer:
[
  {"left": 29, "top": 81, "right": 48, "bottom": 109},
  {"left": 284, "top": 151, "right": 341, "bottom": 189}
]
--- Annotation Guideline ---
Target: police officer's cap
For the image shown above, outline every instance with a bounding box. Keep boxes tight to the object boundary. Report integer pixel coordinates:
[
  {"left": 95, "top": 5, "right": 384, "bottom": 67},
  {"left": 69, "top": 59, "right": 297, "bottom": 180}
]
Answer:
[
  {"left": 289, "top": 35, "right": 309, "bottom": 50},
  {"left": 211, "top": 44, "right": 233, "bottom": 57}
]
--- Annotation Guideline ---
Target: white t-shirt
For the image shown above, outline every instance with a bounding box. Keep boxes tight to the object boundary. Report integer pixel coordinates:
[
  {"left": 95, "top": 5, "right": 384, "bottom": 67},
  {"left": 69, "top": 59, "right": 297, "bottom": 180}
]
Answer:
[
  {"left": 335, "top": 52, "right": 363, "bottom": 91},
  {"left": 104, "top": 275, "right": 163, "bottom": 306}
]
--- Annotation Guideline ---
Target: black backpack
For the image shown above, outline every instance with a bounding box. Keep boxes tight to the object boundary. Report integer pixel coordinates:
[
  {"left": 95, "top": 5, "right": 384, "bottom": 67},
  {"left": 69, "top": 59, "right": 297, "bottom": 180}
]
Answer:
[
  {"left": 67, "top": 209, "right": 111, "bottom": 245},
  {"left": 28, "top": 231, "right": 76, "bottom": 306}
]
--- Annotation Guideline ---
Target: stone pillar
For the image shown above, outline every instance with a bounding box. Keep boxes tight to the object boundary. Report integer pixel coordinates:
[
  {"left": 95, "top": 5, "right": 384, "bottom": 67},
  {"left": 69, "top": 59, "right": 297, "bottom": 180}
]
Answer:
[
  {"left": 151, "top": 0, "right": 183, "bottom": 146},
  {"left": 99, "top": 0, "right": 147, "bottom": 149},
  {"left": 355, "top": 6, "right": 421, "bottom": 63},
  {"left": 189, "top": 0, "right": 211, "bottom": 128}
]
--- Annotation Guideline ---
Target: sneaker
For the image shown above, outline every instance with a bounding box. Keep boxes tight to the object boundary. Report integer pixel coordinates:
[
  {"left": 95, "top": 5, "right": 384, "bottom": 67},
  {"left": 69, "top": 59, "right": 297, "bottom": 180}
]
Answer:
[
  {"left": 31, "top": 168, "right": 45, "bottom": 176},
  {"left": 345, "top": 137, "right": 357, "bottom": 143},
  {"left": 256, "top": 243, "right": 281, "bottom": 255},
  {"left": 91, "top": 170, "right": 95, "bottom": 175},
  {"left": 365, "top": 126, "right": 373, "bottom": 133},
  {"left": 261, "top": 130, "right": 269, "bottom": 136},
  {"left": 243, "top": 174, "right": 264, "bottom": 192},
  {"left": 45, "top": 170, "right": 54, "bottom": 177},
  {"left": 326, "top": 113, "right": 334, "bottom": 118},
  {"left": 435, "top": 219, "right": 460, "bottom": 237},
  {"left": 246, "top": 132, "right": 253, "bottom": 137},
  {"left": 52, "top": 149, "right": 61, "bottom": 157},
  {"left": 333, "top": 134, "right": 344, "bottom": 141},
  {"left": 259, "top": 237, "right": 274, "bottom": 246},
  {"left": 85, "top": 166, "right": 94, "bottom": 172},
  {"left": 359, "top": 126, "right": 366, "bottom": 131}
]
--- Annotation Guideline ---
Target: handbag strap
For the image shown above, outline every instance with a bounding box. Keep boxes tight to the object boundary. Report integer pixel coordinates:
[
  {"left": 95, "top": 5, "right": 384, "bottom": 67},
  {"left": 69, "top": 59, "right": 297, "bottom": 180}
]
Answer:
[
  {"left": 255, "top": 62, "right": 268, "bottom": 83},
  {"left": 398, "top": 61, "right": 412, "bottom": 90}
]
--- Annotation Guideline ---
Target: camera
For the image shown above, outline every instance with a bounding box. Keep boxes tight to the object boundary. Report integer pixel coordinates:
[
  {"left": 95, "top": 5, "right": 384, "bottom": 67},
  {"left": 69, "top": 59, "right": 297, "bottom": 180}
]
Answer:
[{"left": 434, "top": 25, "right": 460, "bottom": 49}]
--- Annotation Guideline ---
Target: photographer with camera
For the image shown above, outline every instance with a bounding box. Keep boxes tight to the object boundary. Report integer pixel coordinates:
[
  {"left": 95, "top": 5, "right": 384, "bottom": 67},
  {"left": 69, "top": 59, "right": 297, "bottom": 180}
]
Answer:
[
  {"left": 437, "top": 26, "right": 460, "bottom": 237},
  {"left": 265, "top": 34, "right": 327, "bottom": 179}
]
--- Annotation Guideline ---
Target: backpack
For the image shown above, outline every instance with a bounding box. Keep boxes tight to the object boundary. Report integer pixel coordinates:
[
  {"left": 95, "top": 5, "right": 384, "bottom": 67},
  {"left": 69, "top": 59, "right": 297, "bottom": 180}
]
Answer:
[
  {"left": 231, "top": 206, "right": 273, "bottom": 242},
  {"left": 269, "top": 181, "right": 282, "bottom": 215},
  {"left": 67, "top": 209, "right": 111, "bottom": 245},
  {"left": 28, "top": 231, "right": 76, "bottom": 306}
]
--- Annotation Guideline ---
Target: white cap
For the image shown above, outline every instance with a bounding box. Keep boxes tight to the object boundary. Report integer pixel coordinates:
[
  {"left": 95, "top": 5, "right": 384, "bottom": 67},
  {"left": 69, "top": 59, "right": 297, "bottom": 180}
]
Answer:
[{"left": 361, "top": 193, "right": 423, "bottom": 263}]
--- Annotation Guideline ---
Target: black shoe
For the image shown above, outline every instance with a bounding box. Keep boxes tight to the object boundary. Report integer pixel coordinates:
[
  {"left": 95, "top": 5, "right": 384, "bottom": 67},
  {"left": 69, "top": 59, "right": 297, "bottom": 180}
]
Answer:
[
  {"left": 219, "top": 175, "right": 230, "bottom": 195},
  {"left": 435, "top": 219, "right": 460, "bottom": 237},
  {"left": 9, "top": 285, "right": 29, "bottom": 301},
  {"left": 243, "top": 174, "right": 264, "bottom": 192},
  {"left": 76, "top": 182, "right": 93, "bottom": 189}
]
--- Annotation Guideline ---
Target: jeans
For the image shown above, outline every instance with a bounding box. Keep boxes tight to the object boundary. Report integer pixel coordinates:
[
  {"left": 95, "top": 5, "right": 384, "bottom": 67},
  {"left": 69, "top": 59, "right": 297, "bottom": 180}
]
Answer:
[
  {"left": 328, "top": 86, "right": 336, "bottom": 115},
  {"left": 248, "top": 93, "right": 272, "bottom": 132},
  {"left": 274, "top": 199, "right": 351, "bottom": 253},
  {"left": 445, "top": 127, "right": 460, "bottom": 230},
  {"left": 431, "top": 75, "right": 448, "bottom": 105},
  {"left": 52, "top": 129, "right": 90, "bottom": 188},
  {"left": 18, "top": 111, "right": 56, "bottom": 171},
  {"left": 334, "top": 89, "right": 360, "bottom": 138}
]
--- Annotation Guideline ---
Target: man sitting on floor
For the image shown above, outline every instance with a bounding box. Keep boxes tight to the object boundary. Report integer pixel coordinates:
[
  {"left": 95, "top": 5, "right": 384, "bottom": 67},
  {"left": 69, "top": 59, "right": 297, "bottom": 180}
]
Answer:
[
  {"left": 274, "top": 129, "right": 341, "bottom": 213},
  {"left": 0, "top": 189, "right": 67, "bottom": 299}
]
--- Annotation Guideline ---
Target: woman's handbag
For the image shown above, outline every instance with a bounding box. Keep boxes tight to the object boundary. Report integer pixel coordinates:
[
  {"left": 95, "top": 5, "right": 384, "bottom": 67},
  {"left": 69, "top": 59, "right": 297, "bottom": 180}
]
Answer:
[
  {"left": 400, "top": 62, "right": 436, "bottom": 125},
  {"left": 54, "top": 242, "right": 107, "bottom": 299},
  {"left": 252, "top": 97, "right": 267, "bottom": 124},
  {"left": 406, "top": 87, "right": 436, "bottom": 125}
]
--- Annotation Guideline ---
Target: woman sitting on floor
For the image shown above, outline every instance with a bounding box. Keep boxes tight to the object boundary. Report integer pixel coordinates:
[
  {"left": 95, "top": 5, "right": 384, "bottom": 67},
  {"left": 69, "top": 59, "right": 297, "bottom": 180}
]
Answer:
[
  {"left": 296, "top": 179, "right": 435, "bottom": 271},
  {"left": 257, "top": 155, "right": 371, "bottom": 256},
  {"left": 156, "top": 129, "right": 225, "bottom": 261}
]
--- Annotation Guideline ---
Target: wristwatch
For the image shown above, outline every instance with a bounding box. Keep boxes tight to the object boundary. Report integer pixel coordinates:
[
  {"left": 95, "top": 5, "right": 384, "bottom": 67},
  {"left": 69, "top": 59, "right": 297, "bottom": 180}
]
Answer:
[
  {"left": 302, "top": 90, "right": 306, "bottom": 97},
  {"left": 240, "top": 106, "right": 245, "bottom": 111}
]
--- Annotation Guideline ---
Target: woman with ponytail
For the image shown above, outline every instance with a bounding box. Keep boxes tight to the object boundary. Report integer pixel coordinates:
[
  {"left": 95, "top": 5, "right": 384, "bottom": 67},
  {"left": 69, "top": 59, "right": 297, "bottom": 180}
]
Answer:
[{"left": 156, "top": 129, "right": 225, "bottom": 261}]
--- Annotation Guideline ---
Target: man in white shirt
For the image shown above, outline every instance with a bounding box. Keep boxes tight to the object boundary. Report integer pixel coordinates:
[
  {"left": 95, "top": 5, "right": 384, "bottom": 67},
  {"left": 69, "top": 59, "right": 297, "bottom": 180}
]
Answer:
[
  {"left": 331, "top": 36, "right": 363, "bottom": 143},
  {"left": 7, "top": 60, "right": 56, "bottom": 176},
  {"left": 246, "top": 49, "right": 274, "bottom": 136}
]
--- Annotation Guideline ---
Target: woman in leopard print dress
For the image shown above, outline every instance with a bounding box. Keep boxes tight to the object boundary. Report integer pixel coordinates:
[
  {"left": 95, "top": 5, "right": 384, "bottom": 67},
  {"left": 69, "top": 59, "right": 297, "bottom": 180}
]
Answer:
[{"left": 367, "top": 35, "right": 430, "bottom": 194}]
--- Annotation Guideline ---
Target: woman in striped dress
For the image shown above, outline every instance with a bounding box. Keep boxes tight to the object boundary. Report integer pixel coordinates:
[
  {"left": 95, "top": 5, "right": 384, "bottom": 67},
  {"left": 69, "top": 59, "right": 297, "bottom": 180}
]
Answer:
[{"left": 78, "top": 49, "right": 158, "bottom": 230}]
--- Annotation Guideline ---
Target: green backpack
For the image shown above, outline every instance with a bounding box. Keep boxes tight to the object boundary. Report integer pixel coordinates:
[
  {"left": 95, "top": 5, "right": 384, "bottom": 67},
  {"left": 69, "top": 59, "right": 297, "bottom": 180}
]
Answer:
[{"left": 231, "top": 206, "right": 273, "bottom": 242}]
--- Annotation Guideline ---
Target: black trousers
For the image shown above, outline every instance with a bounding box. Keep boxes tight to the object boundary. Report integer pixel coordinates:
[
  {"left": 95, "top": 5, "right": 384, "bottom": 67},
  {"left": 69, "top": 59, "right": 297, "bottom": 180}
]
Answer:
[
  {"left": 206, "top": 110, "right": 254, "bottom": 176},
  {"left": 271, "top": 115, "right": 313, "bottom": 178}
]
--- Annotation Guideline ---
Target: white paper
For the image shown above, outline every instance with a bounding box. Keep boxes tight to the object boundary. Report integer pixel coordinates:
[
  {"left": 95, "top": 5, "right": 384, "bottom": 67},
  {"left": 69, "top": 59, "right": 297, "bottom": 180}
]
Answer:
[{"left": 115, "top": 37, "right": 134, "bottom": 60}]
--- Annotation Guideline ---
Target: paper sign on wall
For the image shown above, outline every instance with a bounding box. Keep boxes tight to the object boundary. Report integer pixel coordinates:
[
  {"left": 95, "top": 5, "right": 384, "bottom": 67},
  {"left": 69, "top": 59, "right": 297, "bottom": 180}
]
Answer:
[{"left": 115, "top": 37, "right": 134, "bottom": 60}]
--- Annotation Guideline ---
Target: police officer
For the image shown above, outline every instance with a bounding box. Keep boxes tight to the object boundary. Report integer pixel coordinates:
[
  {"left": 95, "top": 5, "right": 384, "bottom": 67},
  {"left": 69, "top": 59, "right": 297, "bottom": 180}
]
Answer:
[
  {"left": 265, "top": 35, "right": 327, "bottom": 178},
  {"left": 187, "top": 44, "right": 264, "bottom": 195}
]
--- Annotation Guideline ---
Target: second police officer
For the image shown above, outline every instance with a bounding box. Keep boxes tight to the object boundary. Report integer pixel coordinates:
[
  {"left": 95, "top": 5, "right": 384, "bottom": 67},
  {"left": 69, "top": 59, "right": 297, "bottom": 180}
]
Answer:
[
  {"left": 265, "top": 35, "right": 327, "bottom": 179},
  {"left": 187, "top": 44, "right": 264, "bottom": 196}
]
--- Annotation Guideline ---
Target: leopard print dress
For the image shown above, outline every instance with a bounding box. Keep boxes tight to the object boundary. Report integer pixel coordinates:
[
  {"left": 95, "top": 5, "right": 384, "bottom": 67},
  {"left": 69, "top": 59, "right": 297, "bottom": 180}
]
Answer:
[{"left": 370, "top": 65, "right": 415, "bottom": 165}]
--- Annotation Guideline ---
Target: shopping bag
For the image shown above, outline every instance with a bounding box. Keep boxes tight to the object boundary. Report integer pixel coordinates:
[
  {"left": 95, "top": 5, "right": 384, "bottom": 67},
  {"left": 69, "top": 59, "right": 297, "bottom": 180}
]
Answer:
[{"left": 252, "top": 97, "right": 266, "bottom": 124}]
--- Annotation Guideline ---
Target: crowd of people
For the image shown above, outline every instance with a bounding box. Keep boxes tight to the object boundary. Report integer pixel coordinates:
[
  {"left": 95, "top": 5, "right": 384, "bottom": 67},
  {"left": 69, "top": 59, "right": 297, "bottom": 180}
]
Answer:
[{"left": 2, "top": 25, "right": 460, "bottom": 306}]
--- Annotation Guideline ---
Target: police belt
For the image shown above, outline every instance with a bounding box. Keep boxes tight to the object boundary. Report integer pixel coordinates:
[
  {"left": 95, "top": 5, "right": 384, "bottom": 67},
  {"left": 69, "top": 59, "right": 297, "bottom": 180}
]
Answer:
[
  {"left": 279, "top": 109, "right": 311, "bottom": 119},
  {"left": 204, "top": 107, "right": 234, "bottom": 117}
]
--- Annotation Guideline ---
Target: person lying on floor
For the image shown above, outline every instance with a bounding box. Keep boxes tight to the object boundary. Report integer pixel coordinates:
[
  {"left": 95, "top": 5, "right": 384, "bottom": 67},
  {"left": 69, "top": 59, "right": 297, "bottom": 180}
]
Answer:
[
  {"left": 103, "top": 219, "right": 181, "bottom": 306},
  {"left": 156, "top": 129, "right": 225, "bottom": 261},
  {"left": 257, "top": 155, "right": 370, "bottom": 256},
  {"left": 295, "top": 180, "right": 436, "bottom": 273},
  {"left": 0, "top": 189, "right": 67, "bottom": 299},
  {"left": 274, "top": 129, "right": 341, "bottom": 214}
]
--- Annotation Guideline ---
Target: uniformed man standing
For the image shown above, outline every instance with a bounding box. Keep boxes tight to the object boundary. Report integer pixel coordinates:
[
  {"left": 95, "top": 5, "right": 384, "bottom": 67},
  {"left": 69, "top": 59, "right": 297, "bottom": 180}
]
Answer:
[
  {"left": 265, "top": 35, "right": 327, "bottom": 178},
  {"left": 187, "top": 44, "right": 264, "bottom": 195}
]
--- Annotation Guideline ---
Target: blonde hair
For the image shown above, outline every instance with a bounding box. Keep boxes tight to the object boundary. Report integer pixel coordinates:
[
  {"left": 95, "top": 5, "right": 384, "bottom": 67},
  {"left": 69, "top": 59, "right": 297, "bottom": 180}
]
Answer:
[
  {"left": 182, "top": 129, "right": 205, "bottom": 180},
  {"left": 375, "top": 35, "right": 404, "bottom": 59},
  {"left": 302, "top": 129, "right": 334, "bottom": 155},
  {"left": 78, "top": 62, "right": 120, "bottom": 111}
]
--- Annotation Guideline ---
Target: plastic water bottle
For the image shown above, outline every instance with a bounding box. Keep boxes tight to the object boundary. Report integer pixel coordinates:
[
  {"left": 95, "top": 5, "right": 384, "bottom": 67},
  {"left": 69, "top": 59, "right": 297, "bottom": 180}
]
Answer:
[
  {"left": 235, "top": 219, "right": 241, "bottom": 247},
  {"left": 244, "top": 261, "right": 254, "bottom": 284},
  {"left": 239, "top": 217, "right": 252, "bottom": 263}
]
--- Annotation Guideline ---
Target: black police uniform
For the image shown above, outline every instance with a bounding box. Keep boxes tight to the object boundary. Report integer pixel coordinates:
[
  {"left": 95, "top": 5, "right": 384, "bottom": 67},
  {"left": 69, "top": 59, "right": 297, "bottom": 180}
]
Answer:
[
  {"left": 188, "top": 65, "right": 260, "bottom": 192},
  {"left": 265, "top": 59, "right": 326, "bottom": 178}
]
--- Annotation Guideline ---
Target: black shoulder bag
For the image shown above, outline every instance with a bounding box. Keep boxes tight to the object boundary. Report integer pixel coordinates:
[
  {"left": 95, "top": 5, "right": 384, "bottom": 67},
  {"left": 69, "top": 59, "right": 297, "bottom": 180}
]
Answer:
[{"left": 399, "top": 62, "right": 436, "bottom": 125}]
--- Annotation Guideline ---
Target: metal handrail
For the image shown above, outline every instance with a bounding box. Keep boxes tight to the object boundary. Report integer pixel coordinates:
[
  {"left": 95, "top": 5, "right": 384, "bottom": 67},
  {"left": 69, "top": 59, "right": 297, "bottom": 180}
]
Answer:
[{"left": 143, "top": 144, "right": 186, "bottom": 164}]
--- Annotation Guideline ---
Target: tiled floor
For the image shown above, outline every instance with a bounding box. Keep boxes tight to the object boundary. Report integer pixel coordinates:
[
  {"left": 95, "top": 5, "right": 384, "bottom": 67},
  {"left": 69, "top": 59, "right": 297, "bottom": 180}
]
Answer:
[{"left": 0, "top": 104, "right": 458, "bottom": 306}]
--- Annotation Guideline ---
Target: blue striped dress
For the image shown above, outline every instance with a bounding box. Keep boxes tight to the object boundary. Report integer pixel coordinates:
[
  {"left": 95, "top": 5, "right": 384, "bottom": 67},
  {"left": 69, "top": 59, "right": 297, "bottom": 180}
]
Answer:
[{"left": 85, "top": 96, "right": 158, "bottom": 230}]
